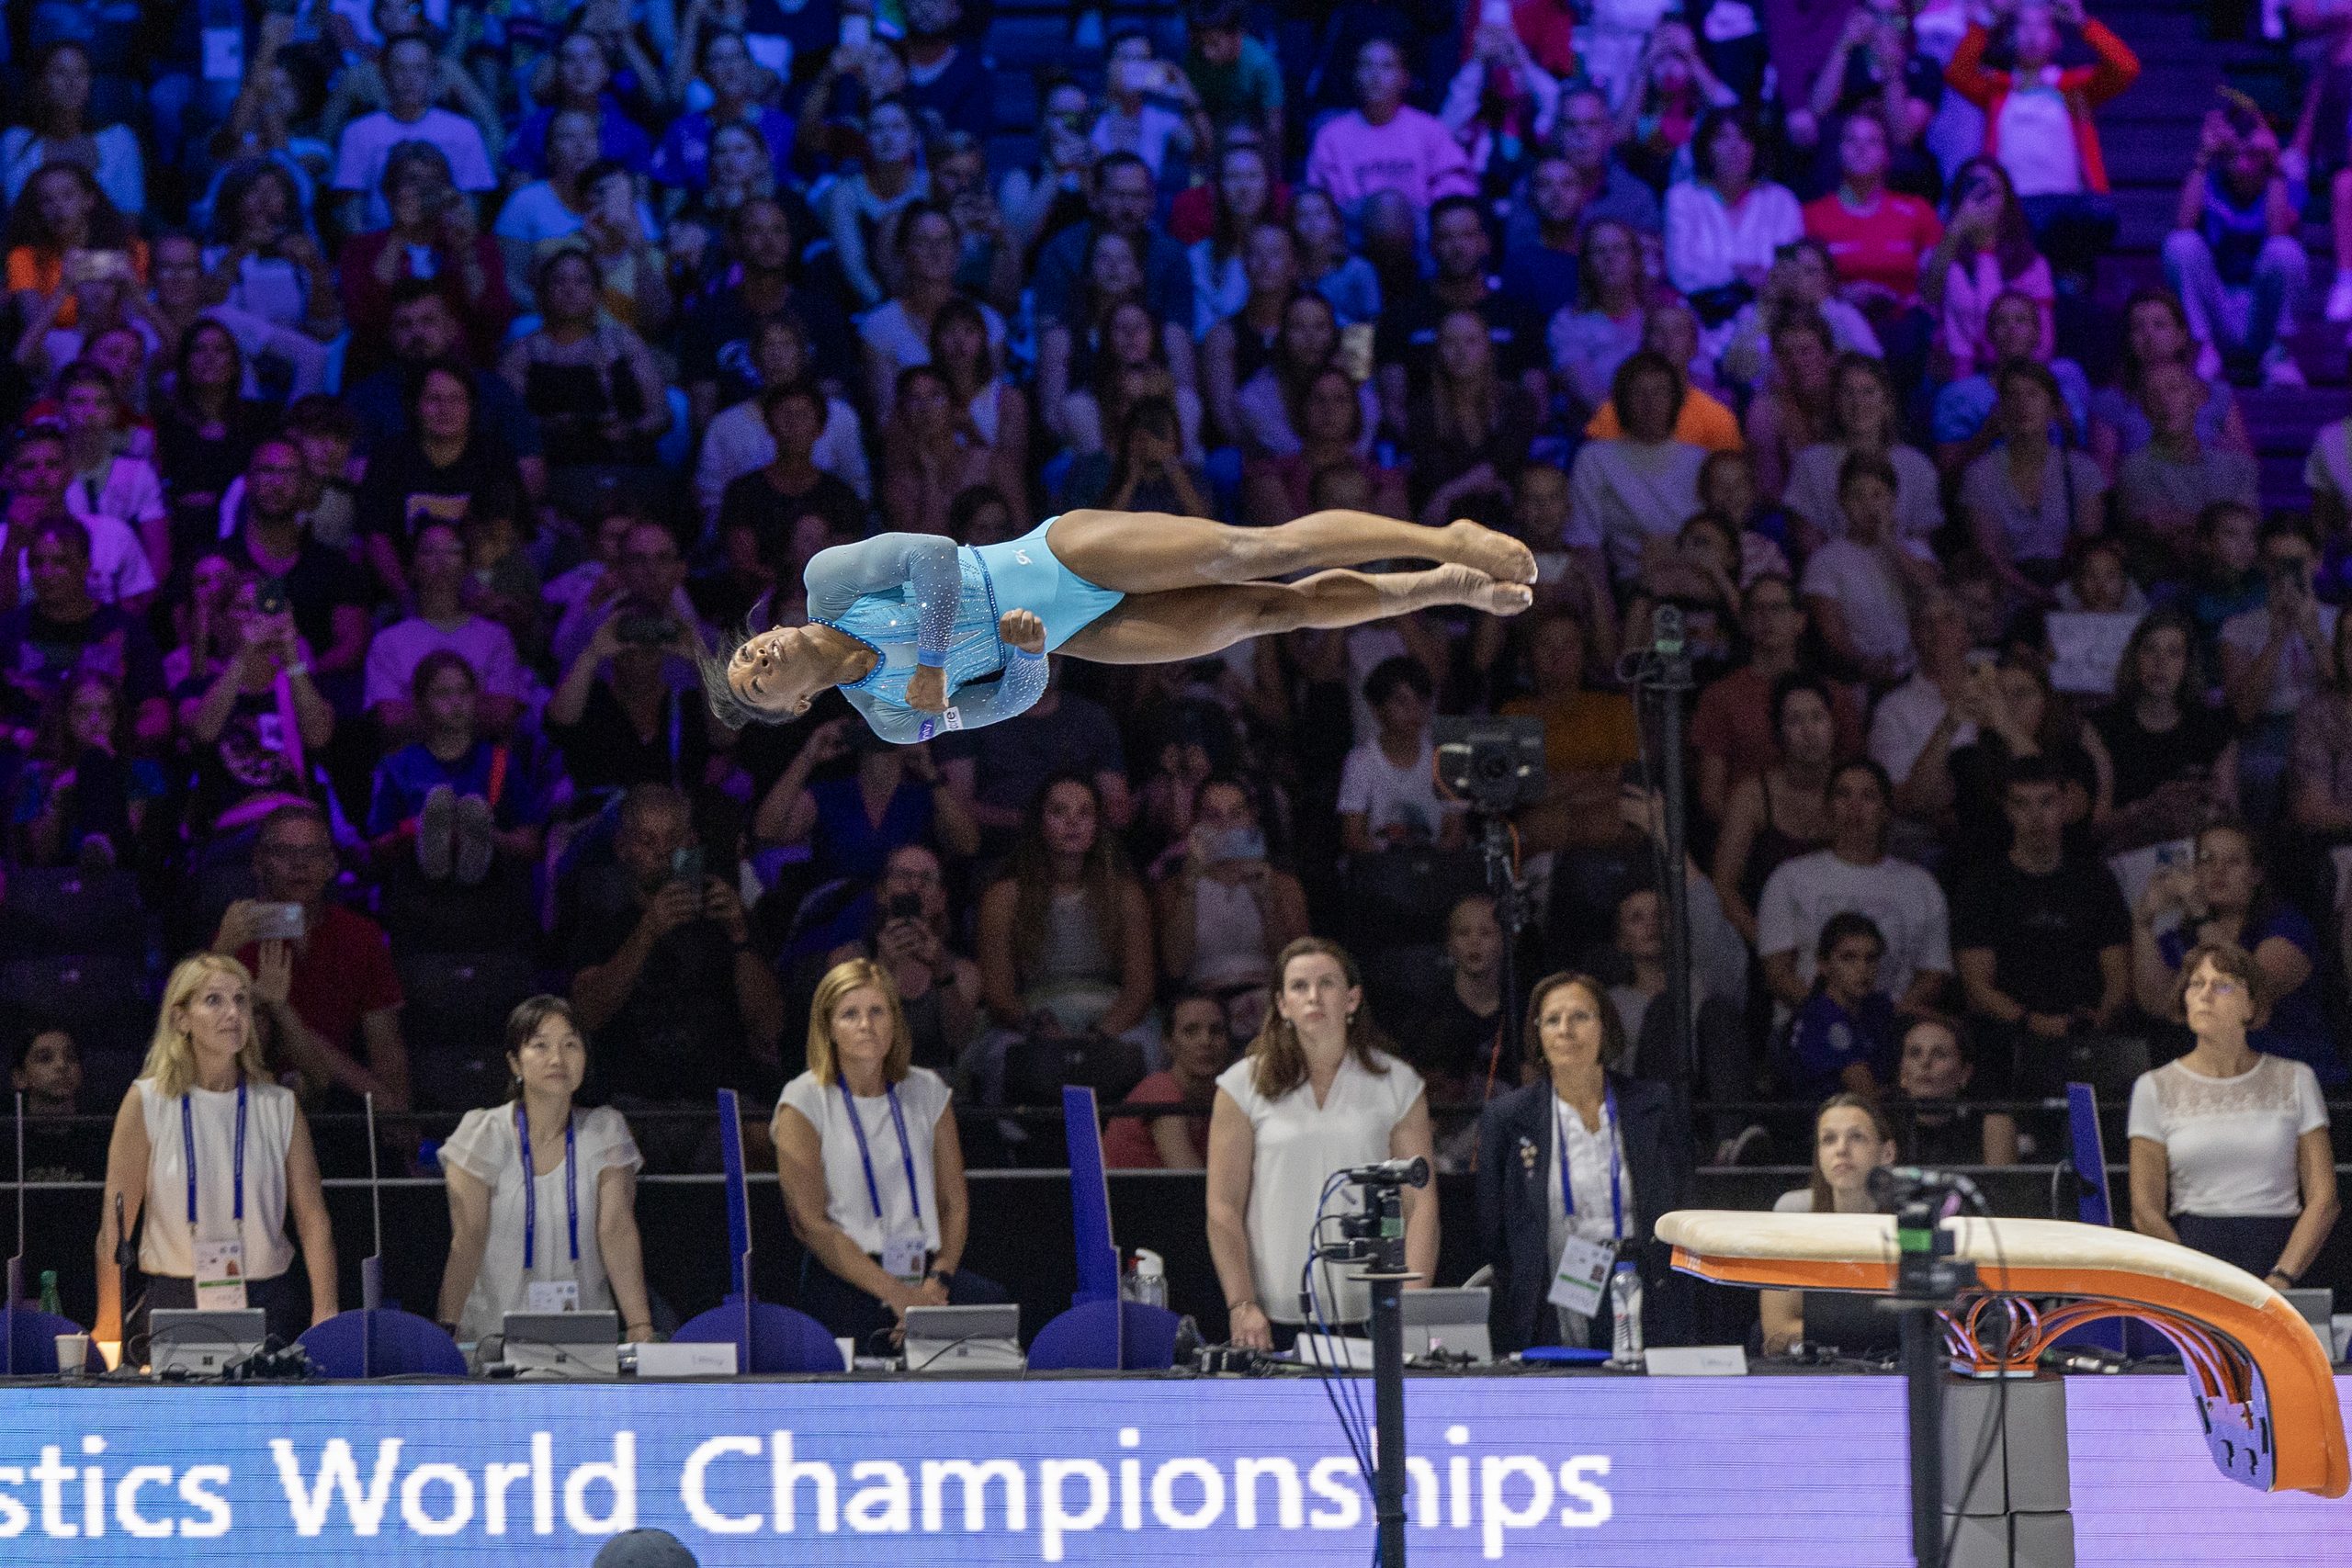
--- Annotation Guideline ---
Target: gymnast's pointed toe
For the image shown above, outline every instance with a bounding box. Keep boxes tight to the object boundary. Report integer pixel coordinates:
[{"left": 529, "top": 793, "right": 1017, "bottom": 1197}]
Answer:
[{"left": 1444, "top": 520, "right": 1539, "bottom": 584}]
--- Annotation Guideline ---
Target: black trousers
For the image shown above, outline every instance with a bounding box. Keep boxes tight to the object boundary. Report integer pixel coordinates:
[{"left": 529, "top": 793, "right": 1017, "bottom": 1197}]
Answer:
[
  {"left": 2172, "top": 1213, "right": 2299, "bottom": 1280},
  {"left": 799, "top": 1256, "right": 1008, "bottom": 1355}
]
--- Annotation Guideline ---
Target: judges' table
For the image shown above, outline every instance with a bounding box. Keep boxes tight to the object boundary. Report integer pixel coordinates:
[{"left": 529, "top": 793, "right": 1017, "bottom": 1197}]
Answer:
[{"left": 6, "top": 1371, "right": 2348, "bottom": 1564}]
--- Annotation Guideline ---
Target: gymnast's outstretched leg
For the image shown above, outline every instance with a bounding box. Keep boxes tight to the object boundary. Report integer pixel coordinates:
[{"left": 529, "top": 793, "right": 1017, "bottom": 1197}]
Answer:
[
  {"left": 1058, "top": 565, "right": 1532, "bottom": 664},
  {"left": 1043, "top": 508, "right": 1537, "bottom": 595}
]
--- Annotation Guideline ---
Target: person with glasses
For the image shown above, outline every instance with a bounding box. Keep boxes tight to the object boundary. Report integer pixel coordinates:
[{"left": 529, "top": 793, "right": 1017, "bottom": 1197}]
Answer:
[
  {"left": 216, "top": 804, "right": 412, "bottom": 1119},
  {"left": 2128, "top": 942, "right": 2338, "bottom": 1282}
]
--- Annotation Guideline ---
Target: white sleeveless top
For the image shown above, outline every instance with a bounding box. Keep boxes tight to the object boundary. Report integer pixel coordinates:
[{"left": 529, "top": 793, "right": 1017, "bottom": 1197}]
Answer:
[
  {"left": 439, "top": 1104, "right": 644, "bottom": 1344},
  {"left": 1188, "top": 876, "right": 1272, "bottom": 992},
  {"left": 135, "top": 1077, "right": 299, "bottom": 1280},
  {"left": 1217, "top": 1049, "right": 1425, "bottom": 1325}
]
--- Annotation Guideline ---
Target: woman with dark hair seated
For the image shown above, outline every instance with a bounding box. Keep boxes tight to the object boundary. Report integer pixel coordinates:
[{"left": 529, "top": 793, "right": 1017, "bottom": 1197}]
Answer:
[
  {"left": 2129, "top": 942, "right": 2338, "bottom": 1287},
  {"left": 435, "top": 996, "right": 652, "bottom": 1347},
  {"left": 1476, "top": 971, "right": 1690, "bottom": 1357},
  {"left": 772, "top": 959, "right": 1004, "bottom": 1345},
  {"left": 1758, "top": 1091, "right": 1897, "bottom": 1355}
]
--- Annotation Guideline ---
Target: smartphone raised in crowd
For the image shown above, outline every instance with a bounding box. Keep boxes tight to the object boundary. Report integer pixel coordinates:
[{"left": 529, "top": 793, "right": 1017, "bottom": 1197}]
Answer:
[
  {"left": 250, "top": 902, "right": 306, "bottom": 942},
  {"left": 670, "top": 847, "right": 705, "bottom": 888}
]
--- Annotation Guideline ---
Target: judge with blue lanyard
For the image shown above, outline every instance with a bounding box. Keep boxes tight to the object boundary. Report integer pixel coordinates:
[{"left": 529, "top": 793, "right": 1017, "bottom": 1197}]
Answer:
[
  {"left": 436, "top": 997, "right": 652, "bottom": 1348},
  {"left": 1474, "top": 972, "right": 1692, "bottom": 1356},
  {"left": 773, "top": 959, "right": 1007, "bottom": 1345},
  {"left": 96, "top": 953, "right": 337, "bottom": 1359}
]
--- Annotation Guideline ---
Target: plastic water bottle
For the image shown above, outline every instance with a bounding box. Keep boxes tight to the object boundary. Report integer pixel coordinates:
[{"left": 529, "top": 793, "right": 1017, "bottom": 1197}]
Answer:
[
  {"left": 1125, "top": 1249, "right": 1167, "bottom": 1309},
  {"left": 1608, "top": 1263, "right": 1644, "bottom": 1368},
  {"left": 39, "top": 1271, "right": 62, "bottom": 1316}
]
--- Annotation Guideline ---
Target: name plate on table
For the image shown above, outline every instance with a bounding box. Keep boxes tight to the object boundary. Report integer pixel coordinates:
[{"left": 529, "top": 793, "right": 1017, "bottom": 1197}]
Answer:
[
  {"left": 1643, "top": 1346, "right": 1749, "bottom": 1376},
  {"left": 630, "top": 1341, "right": 738, "bottom": 1379}
]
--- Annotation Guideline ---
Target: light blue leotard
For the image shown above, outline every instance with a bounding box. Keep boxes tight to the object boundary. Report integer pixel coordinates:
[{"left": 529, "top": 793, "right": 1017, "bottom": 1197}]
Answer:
[{"left": 806, "top": 520, "right": 1125, "bottom": 743}]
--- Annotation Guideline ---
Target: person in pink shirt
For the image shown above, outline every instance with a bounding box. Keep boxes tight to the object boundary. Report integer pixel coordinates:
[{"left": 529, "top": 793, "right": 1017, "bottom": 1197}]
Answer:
[{"left": 1304, "top": 38, "right": 1476, "bottom": 225}]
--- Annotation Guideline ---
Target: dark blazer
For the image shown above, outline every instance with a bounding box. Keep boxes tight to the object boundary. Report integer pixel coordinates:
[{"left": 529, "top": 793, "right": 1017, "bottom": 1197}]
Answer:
[{"left": 1475, "top": 1073, "right": 1693, "bottom": 1356}]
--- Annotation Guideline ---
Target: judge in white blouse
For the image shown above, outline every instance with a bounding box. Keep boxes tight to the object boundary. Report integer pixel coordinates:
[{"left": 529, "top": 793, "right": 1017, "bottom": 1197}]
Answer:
[
  {"left": 96, "top": 953, "right": 336, "bottom": 1357},
  {"left": 774, "top": 959, "right": 1001, "bottom": 1346},
  {"left": 435, "top": 996, "right": 652, "bottom": 1346},
  {"left": 1207, "top": 938, "right": 1437, "bottom": 1350},
  {"left": 2129, "top": 942, "right": 2339, "bottom": 1291}
]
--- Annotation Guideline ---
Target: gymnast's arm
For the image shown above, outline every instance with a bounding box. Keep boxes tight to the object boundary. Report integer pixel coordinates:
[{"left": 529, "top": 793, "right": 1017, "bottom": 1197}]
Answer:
[
  {"left": 849, "top": 649, "right": 1051, "bottom": 744},
  {"left": 802, "top": 534, "right": 963, "bottom": 664}
]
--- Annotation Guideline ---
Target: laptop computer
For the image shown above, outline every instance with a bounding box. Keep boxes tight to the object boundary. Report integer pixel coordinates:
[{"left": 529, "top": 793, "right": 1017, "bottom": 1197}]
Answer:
[
  {"left": 149, "top": 1309, "right": 266, "bottom": 1376},
  {"left": 502, "top": 1311, "right": 620, "bottom": 1379},
  {"left": 903, "top": 1304, "right": 1022, "bottom": 1372},
  {"left": 1401, "top": 1286, "right": 1493, "bottom": 1362}
]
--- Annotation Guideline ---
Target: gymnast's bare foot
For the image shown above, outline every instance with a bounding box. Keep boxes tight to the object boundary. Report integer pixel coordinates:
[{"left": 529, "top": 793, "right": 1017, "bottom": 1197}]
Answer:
[
  {"left": 1420, "top": 564, "right": 1534, "bottom": 616},
  {"left": 1442, "top": 520, "right": 1538, "bottom": 584}
]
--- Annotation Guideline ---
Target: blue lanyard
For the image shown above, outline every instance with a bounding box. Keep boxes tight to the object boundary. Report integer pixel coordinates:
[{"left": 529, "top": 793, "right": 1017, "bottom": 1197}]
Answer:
[
  {"left": 515, "top": 1104, "right": 579, "bottom": 1270},
  {"left": 841, "top": 1081, "right": 921, "bottom": 1224},
  {"left": 181, "top": 1079, "right": 248, "bottom": 1227},
  {"left": 1555, "top": 1088, "right": 1623, "bottom": 1241}
]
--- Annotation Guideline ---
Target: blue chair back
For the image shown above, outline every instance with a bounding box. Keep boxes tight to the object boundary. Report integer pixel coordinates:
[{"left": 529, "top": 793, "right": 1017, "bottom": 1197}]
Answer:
[
  {"left": 1027, "top": 1299, "right": 1183, "bottom": 1371},
  {"left": 5, "top": 1307, "right": 100, "bottom": 1374},
  {"left": 673, "top": 1296, "right": 844, "bottom": 1374},
  {"left": 297, "top": 1310, "right": 469, "bottom": 1378}
]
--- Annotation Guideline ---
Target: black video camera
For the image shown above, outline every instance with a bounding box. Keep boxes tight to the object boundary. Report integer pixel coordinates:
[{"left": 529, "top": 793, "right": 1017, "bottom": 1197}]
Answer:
[{"left": 1433, "top": 715, "right": 1547, "bottom": 813}]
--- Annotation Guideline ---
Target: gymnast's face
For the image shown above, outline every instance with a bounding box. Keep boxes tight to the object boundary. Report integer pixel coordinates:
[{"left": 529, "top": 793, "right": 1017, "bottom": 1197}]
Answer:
[{"left": 728, "top": 626, "right": 835, "bottom": 717}]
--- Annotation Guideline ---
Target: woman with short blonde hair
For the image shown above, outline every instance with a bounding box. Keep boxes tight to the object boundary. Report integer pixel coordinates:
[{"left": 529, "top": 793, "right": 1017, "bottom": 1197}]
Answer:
[
  {"left": 95, "top": 953, "right": 335, "bottom": 1356},
  {"left": 772, "top": 959, "right": 1001, "bottom": 1344}
]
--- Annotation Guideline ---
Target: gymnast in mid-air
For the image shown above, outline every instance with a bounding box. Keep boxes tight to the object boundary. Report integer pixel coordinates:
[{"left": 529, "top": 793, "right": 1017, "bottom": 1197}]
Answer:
[{"left": 703, "top": 509, "right": 1536, "bottom": 741}]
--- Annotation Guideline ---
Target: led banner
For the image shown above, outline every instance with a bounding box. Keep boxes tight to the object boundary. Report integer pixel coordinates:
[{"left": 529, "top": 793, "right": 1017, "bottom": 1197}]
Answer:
[{"left": 0, "top": 1375, "right": 2345, "bottom": 1564}]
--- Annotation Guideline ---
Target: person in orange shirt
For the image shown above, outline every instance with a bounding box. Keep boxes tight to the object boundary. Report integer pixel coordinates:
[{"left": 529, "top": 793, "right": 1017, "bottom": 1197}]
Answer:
[
  {"left": 1585, "top": 301, "right": 1745, "bottom": 451},
  {"left": 5, "top": 163, "right": 147, "bottom": 331}
]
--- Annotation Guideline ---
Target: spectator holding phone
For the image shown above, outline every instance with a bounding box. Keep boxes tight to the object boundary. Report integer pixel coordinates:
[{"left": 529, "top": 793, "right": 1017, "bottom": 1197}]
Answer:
[
  {"left": 2221, "top": 516, "right": 2335, "bottom": 823},
  {"left": 568, "top": 784, "right": 784, "bottom": 1163},
  {"left": 1157, "top": 774, "right": 1311, "bottom": 998},
  {"left": 218, "top": 804, "right": 410, "bottom": 1116},
  {"left": 824, "top": 844, "right": 984, "bottom": 1078},
  {"left": 1093, "top": 33, "right": 1208, "bottom": 187},
  {"left": 2165, "top": 102, "right": 2307, "bottom": 389}
]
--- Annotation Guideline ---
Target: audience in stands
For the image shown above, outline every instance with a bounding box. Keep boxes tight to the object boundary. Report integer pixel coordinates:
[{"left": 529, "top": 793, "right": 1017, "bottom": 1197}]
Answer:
[{"left": 2, "top": 0, "right": 2346, "bottom": 1348}]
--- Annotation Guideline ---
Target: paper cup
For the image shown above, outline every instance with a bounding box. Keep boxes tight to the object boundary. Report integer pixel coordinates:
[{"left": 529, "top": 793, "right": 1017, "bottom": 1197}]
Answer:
[{"left": 54, "top": 1334, "right": 90, "bottom": 1375}]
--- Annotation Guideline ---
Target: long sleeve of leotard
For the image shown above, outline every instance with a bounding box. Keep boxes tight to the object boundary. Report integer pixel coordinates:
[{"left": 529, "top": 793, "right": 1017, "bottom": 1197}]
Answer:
[
  {"left": 842, "top": 648, "right": 1050, "bottom": 744},
  {"left": 802, "top": 532, "right": 961, "bottom": 669}
]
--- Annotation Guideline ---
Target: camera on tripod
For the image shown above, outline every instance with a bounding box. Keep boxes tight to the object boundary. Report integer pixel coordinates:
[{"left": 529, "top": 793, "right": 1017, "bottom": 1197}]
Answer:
[{"left": 1433, "top": 716, "right": 1547, "bottom": 814}]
